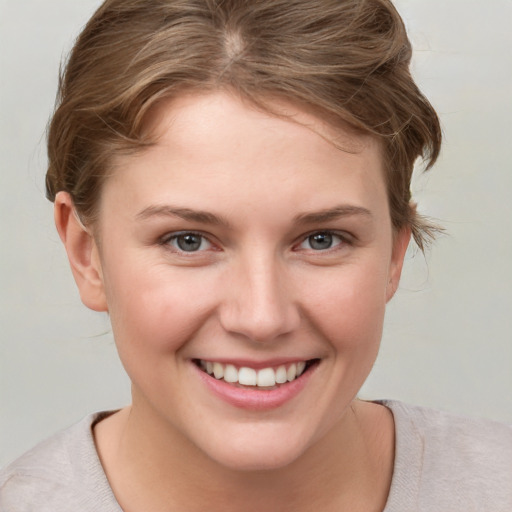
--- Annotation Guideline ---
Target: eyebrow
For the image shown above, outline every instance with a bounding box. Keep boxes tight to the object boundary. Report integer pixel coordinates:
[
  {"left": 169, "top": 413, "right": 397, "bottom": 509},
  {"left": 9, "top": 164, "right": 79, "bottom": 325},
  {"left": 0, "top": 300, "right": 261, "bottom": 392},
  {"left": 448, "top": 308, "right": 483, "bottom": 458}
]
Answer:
[
  {"left": 137, "top": 203, "right": 372, "bottom": 228},
  {"left": 136, "top": 205, "right": 232, "bottom": 228},
  {"left": 293, "top": 205, "right": 373, "bottom": 224}
]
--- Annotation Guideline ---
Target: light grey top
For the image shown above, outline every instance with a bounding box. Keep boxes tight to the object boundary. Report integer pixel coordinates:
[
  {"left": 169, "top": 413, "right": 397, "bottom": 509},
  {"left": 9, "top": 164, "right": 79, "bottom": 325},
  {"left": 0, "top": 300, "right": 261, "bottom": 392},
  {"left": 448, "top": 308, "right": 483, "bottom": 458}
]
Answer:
[{"left": 1, "top": 401, "right": 511, "bottom": 511}]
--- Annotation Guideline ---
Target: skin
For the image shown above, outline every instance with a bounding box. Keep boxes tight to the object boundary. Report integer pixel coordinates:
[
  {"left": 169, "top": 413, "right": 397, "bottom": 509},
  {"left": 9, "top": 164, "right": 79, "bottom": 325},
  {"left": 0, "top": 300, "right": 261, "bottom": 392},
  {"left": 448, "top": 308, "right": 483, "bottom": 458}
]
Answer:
[{"left": 55, "top": 92, "right": 410, "bottom": 511}]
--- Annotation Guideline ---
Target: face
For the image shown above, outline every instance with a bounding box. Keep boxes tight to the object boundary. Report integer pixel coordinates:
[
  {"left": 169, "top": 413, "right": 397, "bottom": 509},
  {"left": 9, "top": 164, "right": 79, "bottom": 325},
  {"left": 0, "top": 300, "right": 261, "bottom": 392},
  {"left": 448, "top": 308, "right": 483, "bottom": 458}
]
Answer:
[{"left": 72, "top": 92, "right": 408, "bottom": 471}]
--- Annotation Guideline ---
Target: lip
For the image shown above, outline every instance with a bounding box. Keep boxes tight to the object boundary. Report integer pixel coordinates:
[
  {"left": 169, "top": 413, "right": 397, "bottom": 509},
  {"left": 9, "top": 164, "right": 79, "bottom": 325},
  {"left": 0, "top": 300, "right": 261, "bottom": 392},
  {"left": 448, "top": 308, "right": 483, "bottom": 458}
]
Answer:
[
  {"left": 192, "top": 359, "right": 318, "bottom": 411},
  {"left": 195, "top": 357, "right": 310, "bottom": 370}
]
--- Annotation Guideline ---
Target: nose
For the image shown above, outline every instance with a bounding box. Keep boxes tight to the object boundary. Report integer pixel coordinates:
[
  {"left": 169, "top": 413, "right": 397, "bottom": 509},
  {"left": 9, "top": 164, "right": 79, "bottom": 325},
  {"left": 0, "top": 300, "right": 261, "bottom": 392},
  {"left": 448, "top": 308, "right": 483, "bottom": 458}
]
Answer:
[{"left": 219, "top": 254, "right": 301, "bottom": 343}]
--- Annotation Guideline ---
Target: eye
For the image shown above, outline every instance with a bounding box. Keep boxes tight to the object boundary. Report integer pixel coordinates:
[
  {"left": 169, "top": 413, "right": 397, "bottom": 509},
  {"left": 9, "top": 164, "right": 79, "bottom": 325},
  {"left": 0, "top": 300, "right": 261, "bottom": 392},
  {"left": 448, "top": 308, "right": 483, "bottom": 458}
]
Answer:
[
  {"left": 299, "top": 231, "right": 344, "bottom": 251},
  {"left": 163, "top": 232, "right": 212, "bottom": 252}
]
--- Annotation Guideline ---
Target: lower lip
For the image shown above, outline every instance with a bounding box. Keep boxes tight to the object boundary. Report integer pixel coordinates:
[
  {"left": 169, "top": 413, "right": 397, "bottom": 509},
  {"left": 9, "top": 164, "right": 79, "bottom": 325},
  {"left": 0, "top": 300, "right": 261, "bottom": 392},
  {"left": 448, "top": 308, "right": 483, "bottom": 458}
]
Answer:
[{"left": 193, "top": 363, "right": 315, "bottom": 411}]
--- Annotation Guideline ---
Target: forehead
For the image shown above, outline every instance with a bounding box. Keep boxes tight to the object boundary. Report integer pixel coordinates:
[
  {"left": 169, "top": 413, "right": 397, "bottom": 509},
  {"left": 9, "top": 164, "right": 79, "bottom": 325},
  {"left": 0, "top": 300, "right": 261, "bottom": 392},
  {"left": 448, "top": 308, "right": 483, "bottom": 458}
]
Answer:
[
  {"left": 101, "top": 91, "right": 388, "bottom": 227},
  {"left": 143, "top": 91, "right": 378, "bottom": 162}
]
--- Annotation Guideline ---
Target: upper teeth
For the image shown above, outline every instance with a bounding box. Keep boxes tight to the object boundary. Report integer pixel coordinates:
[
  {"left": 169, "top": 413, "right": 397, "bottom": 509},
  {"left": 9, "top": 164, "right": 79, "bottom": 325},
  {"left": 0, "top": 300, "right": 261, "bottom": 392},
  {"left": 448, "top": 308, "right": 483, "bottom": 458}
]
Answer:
[{"left": 199, "top": 360, "right": 307, "bottom": 387}]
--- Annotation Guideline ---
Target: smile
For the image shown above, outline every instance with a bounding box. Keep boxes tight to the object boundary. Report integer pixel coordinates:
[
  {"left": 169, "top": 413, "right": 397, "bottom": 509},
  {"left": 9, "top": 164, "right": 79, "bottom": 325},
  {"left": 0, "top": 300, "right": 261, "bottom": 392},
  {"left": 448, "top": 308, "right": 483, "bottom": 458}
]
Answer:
[{"left": 194, "top": 359, "right": 317, "bottom": 388}]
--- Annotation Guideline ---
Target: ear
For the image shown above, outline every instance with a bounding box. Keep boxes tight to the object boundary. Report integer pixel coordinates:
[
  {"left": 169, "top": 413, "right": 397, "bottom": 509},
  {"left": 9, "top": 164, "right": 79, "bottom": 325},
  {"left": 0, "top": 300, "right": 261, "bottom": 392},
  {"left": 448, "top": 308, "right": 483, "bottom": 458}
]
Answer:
[
  {"left": 54, "top": 192, "right": 108, "bottom": 312},
  {"left": 386, "top": 227, "right": 411, "bottom": 302}
]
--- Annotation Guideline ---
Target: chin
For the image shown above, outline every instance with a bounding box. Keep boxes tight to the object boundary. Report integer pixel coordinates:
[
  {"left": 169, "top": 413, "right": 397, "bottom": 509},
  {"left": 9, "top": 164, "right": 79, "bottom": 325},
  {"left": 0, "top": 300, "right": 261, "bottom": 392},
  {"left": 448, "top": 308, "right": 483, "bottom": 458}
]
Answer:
[
  {"left": 196, "top": 424, "right": 316, "bottom": 472},
  {"left": 209, "top": 446, "right": 303, "bottom": 472}
]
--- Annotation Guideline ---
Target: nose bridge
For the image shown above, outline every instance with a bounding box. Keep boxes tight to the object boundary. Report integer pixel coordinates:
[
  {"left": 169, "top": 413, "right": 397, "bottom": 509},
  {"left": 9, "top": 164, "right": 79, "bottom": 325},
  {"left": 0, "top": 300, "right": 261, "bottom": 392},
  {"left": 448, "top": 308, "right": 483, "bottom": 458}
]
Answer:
[{"left": 220, "top": 249, "right": 300, "bottom": 342}]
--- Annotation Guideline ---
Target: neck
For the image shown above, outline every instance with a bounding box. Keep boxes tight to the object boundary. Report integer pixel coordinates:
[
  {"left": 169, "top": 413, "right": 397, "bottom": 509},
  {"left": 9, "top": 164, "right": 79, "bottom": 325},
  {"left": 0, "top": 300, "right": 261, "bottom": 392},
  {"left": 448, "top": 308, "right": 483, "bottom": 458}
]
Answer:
[{"left": 94, "top": 399, "right": 394, "bottom": 512}]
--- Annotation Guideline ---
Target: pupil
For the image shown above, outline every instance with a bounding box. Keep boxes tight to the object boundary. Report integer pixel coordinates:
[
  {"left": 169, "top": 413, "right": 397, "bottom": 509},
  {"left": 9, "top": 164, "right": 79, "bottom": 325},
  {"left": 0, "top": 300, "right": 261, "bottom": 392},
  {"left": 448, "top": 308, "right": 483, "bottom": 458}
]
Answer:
[
  {"left": 309, "top": 233, "right": 332, "bottom": 250},
  {"left": 177, "top": 234, "right": 201, "bottom": 251}
]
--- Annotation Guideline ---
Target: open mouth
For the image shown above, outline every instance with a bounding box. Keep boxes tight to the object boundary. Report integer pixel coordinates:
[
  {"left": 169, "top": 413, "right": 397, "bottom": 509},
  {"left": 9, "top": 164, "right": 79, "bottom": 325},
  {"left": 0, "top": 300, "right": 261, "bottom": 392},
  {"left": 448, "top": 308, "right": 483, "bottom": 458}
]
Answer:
[{"left": 193, "top": 359, "right": 320, "bottom": 389}]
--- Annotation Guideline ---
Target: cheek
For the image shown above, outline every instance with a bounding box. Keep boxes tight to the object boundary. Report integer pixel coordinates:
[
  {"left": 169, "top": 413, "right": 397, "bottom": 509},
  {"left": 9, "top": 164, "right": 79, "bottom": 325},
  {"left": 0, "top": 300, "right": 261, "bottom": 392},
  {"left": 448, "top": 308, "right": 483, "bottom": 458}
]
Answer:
[
  {"left": 103, "top": 266, "right": 222, "bottom": 402},
  {"left": 301, "top": 259, "right": 389, "bottom": 348},
  {"left": 103, "top": 261, "right": 219, "bottom": 355}
]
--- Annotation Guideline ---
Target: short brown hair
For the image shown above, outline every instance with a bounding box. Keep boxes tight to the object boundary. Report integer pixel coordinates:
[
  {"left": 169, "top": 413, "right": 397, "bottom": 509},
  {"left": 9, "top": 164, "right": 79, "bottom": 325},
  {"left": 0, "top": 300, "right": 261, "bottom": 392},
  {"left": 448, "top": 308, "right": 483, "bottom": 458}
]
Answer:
[{"left": 46, "top": 0, "right": 441, "bottom": 249}]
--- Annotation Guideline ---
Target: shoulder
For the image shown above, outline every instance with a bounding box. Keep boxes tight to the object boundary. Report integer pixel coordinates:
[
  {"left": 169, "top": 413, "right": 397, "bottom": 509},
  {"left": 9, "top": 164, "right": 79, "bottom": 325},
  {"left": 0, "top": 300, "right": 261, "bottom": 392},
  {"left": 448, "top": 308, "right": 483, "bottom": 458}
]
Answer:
[
  {"left": 382, "top": 400, "right": 512, "bottom": 512},
  {"left": 0, "top": 412, "right": 121, "bottom": 512}
]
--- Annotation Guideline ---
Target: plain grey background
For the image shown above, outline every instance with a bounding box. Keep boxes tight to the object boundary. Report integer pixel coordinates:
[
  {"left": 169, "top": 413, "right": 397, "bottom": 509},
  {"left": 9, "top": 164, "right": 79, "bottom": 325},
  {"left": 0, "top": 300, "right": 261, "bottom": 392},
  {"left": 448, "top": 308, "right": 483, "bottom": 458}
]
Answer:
[{"left": 1, "top": 0, "right": 511, "bottom": 467}]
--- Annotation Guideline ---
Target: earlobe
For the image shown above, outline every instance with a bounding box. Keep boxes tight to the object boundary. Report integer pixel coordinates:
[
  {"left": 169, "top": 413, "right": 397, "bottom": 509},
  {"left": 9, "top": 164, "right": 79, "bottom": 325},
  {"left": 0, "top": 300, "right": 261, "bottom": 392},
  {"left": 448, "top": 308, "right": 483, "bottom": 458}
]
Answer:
[
  {"left": 386, "top": 227, "right": 411, "bottom": 302},
  {"left": 54, "top": 192, "right": 108, "bottom": 312}
]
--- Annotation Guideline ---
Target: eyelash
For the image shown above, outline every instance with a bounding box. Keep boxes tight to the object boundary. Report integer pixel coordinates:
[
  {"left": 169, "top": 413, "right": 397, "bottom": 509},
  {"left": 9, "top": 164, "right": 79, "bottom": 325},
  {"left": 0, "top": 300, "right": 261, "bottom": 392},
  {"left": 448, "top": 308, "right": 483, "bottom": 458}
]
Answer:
[
  {"left": 159, "top": 229, "right": 352, "bottom": 255},
  {"left": 160, "top": 231, "right": 214, "bottom": 254},
  {"left": 294, "top": 230, "right": 352, "bottom": 252}
]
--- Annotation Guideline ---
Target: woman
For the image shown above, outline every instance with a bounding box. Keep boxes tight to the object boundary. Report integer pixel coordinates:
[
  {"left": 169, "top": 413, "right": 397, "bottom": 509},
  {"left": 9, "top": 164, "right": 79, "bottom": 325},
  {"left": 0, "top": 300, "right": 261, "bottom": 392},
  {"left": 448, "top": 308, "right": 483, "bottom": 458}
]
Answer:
[{"left": 1, "top": 0, "right": 511, "bottom": 510}]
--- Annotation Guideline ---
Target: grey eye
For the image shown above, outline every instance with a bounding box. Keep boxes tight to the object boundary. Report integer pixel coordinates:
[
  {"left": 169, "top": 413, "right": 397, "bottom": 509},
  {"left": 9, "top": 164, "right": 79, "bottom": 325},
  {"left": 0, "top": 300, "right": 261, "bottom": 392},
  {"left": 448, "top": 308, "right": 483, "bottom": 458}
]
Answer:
[
  {"left": 298, "top": 232, "right": 344, "bottom": 251},
  {"left": 308, "top": 233, "right": 334, "bottom": 250},
  {"left": 169, "top": 233, "right": 211, "bottom": 252}
]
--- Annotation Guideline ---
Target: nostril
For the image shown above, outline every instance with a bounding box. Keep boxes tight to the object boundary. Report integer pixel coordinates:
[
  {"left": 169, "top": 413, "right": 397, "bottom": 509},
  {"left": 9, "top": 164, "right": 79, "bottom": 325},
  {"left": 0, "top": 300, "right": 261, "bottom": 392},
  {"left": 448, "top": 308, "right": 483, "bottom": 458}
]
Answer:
[
  {"left": 218, "top": 264, "right": 301, "bottom": 342},
  {"left": 219, "top": 305, "right": 301, "bottom": 343}
]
